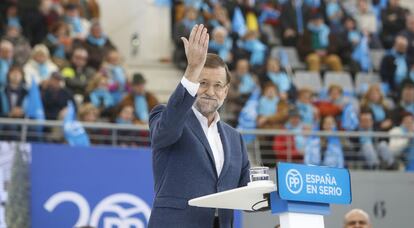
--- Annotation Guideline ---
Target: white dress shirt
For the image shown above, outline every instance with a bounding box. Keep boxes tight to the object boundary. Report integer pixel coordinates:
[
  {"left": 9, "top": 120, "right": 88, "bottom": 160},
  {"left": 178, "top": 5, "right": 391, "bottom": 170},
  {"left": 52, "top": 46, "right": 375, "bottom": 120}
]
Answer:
[{"left": 180, "top": 77, "right": 225, "bottom": 176}]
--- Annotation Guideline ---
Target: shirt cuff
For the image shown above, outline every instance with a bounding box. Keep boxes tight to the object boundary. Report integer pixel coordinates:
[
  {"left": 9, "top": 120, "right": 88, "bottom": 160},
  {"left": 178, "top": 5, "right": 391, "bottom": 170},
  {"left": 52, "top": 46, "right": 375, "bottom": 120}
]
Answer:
[{"left": 181, "top": 77, "right": 200, "bottom": 97}]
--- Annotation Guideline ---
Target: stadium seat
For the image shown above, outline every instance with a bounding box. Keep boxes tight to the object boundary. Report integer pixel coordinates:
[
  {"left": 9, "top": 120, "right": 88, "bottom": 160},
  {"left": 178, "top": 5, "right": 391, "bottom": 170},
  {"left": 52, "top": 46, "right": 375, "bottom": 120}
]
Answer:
[
  {"left": 293, "top": 71, "right": 323, "bottom": 92},
  {"left": 271, "top": 47, "right": 306, "bottom": 70},
  {"left": 324, "top": 71, "right": 354, "bottom": 95},
  {"left": 354, "top": 72, "right": 381, "bottom": 95}
]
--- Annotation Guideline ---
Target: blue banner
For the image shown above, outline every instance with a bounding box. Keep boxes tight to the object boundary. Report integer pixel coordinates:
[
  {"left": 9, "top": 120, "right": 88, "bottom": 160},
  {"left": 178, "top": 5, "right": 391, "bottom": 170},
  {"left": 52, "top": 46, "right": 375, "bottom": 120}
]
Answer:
[
  {"left": 277, "top": 162, "right": 352, "bottom": 204},
  {"left": 31, "top": 144, "right": 154, "bottom": 228}
]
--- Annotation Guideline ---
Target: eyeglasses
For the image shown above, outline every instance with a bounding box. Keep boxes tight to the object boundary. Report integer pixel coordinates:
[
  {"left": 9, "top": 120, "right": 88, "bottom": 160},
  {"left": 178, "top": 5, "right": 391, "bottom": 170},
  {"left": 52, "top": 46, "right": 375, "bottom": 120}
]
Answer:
[
  {"left": 199, "top": 81, "right": 228, "bottom": 92},
  {"left": 347, "top": 220, "right": 368, "bottom": 226}
]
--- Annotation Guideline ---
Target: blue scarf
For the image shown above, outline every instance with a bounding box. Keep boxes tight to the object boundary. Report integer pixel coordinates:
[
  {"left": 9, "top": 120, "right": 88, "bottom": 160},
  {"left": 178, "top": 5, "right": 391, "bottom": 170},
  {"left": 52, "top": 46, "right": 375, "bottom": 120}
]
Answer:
[
  {"left": 0, "top": 59, "right": 11, "bottom": 86},
  {"left": 285, "top": 122, "right": 306, "bottom": 151},
  {"left": 307, "top": 22, "right": 330, "bottom": 49},
  {"left": 90, "top": 88, "right": 114, "bottom": 108},
  {"left": 7, "top": 16, "right": 21, "bottom": 28},
  {"left": 369, "top": 103, "right": 386, "bottom": 122},
  {"left": 47, "top": 34, "right": 66, "bottom": 59},
  {"left": 258, "top": 96, "right": 279, "bottom": 116},
  {"left": 109, "top": 66, "right": 126, "bottom": 104},
  {"left": 134, "top": 95, "right": 149, "bottom": 122},
  {"left": 359, "top": 127, "right": 373, "bottom": 145},
  {"left": 296, "top": 101, "right": 314, "bottom": 125},
  {"left": 258, "top": 8, "right": 280, "bottom": 25},
  {"left": 403, "top": 102, "right": 414, "bottom": 115},
  {"left": 237, "top": 88, "right": 260, "bottom": 143},
  {"left": 87, "top": 35, "right": 107, "bottom": 47},
  {"left": 348, "top": 30, "right": 361, "bottom": 44},
  {"left": 390, "top": 49, "right": 408, "bottom": 85},
  {"left": 304, "top": 136, "right": 322, "bottom": 165},
  {"left": 305, "top": 0, "right": 321, "bottom": 8},
  {"left": 116, "top": 118, "right": 132, "bottom": 124},
  {"left": 209, "top": 38, "right": 232, "bottom": 62},
  {"left": 295, "top": 0, "right": 304, "bottom": 34},
  {"left": 341, "top": 103, "right": 359, "bottom": 131},
  {"left": 323, "top": 135, "right": 344, "bottom": 168},
  {"left": 242, "top": 39, "right": 266, "bottom": 66},
  {"left": 352, "top": 35, "right": 372, "bottom": 72},
  {"left": 38, "top": 63, "right": 49, "bottom": 80},
  {"left": 239, "top": 73, "right": 256, "bottom": 94},
  {"left": 65, "top": 16, "right": 83, "bottom": 34},
  {"left": 267, "top": 72, "right": 290, "bottom": 93}
]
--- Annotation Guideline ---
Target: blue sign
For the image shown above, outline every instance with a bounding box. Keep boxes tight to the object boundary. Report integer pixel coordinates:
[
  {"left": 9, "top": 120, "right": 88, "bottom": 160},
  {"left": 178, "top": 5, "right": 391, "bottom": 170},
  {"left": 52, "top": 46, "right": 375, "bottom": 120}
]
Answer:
[
  {"left": 31, "top": 144, "right": 154, "bottom": 228},
  {"left": 277, "top": 162, "right": 352, "bottom": 204}
]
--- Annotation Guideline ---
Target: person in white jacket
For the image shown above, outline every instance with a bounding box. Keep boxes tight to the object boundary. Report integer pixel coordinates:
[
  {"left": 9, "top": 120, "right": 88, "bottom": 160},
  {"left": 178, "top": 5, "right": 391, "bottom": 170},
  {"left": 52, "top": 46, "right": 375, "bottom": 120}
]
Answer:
[
  {"left": 389, "top": 112, "right": 414, "bottom": 170},
  {"left": 23, "top": 44, "right": 58, "bottom": 88}
]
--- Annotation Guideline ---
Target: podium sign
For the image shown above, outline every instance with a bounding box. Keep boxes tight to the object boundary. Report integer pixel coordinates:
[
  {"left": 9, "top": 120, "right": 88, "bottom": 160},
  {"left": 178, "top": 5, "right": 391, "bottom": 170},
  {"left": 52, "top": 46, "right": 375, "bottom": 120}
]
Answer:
[{"left": 277, "top": 163, "right": 352, "bottom": 204}]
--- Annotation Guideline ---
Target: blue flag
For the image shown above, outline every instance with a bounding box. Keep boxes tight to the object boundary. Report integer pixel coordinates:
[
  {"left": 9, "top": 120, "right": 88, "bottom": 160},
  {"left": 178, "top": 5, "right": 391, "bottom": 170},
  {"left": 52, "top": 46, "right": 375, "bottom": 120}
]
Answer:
[
  {"left": 237, "top": 87, "right": 260, "bottom": 144},
  {"left": 63, "top": 101, "right": 90, "bottom": 146},
  {"left": 24, "top": 78, "right": 45, "bottom": 120},
  {"left": 232, "top": 7, "right": 247, "bottom": 37},
  {"left": 352, "top": 35, "right": 372, "bottom": 72},
  {"left": 341, "top": 103, "right": 359, "bottom": 131}
]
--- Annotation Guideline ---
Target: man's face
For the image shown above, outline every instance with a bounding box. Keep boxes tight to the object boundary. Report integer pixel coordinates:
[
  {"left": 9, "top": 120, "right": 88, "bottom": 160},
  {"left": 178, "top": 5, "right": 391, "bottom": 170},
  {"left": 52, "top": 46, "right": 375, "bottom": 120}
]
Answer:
[
  {"left": 395, "top": 36, "right": 408, "bottom": 53},
  {"left": 72, "top": 50, "right": 88, "bottom": 67},
  {"left": 0, "top": 44, "right": 13, "bottom": 60},
  {"left": 132, "top": 83, "right": 145, "bottom": 95},
  {"left": 236, "top": 59, "right": 249, "bottom": 75},
  {"left": 407, "top": 17, "right": 414, "bottom": 33},
  {"left": 345, "top": 212, "right": 371, "bottom": 228},
  {"left": 195, "top": 67, "right": 228, "bottom": 117},
  {"left": 359, "top": 113, "right": 373, "bottom": 130},
  {"left": 91, "top": 25, "right": 103, "bottom": 38},
  {"left": 402, "top": 87, "right": 414, "bottom": 103}
]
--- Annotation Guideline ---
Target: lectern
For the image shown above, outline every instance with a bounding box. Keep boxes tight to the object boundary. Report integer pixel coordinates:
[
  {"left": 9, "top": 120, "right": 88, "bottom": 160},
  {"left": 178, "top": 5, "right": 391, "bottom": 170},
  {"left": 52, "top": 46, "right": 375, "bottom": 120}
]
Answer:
[{"left": 189, "top": 163, "right": 352, "bottom": 228}]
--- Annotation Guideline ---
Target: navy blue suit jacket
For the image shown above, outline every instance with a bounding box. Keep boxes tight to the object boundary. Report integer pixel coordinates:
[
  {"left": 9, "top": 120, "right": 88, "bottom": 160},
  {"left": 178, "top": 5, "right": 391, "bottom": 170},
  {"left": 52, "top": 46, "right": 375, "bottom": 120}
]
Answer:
[{"left": 148, "top": 83, "right": 250, "bottom": 228}]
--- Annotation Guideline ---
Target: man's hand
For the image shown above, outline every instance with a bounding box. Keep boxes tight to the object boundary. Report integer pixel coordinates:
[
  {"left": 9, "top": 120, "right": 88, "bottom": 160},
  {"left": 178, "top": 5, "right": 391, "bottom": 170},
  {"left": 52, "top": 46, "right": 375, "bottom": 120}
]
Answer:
[{"left": 181, "top": 24, "right": 209, "bottom": 83}]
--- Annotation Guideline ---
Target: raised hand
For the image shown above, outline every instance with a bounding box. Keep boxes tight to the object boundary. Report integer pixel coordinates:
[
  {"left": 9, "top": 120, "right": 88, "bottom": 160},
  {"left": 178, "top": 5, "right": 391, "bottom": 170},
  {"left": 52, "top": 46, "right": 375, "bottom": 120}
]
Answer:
[{"left": 181, "top": 24, "right": 209, "bottom": 83}]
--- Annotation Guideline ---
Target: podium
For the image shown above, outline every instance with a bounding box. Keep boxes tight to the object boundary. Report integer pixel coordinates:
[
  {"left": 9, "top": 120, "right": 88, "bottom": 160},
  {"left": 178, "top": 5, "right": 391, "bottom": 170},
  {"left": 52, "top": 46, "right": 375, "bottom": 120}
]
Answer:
[{"left": 189, "top": 163, "right": 352, "bottom": 228}]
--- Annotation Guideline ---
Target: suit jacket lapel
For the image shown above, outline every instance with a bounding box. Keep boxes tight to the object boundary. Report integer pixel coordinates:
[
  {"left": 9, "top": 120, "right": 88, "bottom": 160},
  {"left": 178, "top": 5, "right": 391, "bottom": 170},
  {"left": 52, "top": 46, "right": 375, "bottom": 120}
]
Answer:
[
  {"left": 218, "top": 122, "right": 230, "bottom": 180},
  {"left": 187, "top": 111, "right": 218, "bottom": 177}
]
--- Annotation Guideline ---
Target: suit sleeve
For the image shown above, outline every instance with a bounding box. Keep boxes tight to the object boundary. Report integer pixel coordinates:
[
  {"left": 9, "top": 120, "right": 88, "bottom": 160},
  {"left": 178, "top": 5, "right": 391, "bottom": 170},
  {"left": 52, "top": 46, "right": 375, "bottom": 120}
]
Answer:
[
  {"left": 149, "top": 82, "right": 197, "bottom": 151},
  {"left": 238, "top": 133, "right": 251, "bottom": 187}
]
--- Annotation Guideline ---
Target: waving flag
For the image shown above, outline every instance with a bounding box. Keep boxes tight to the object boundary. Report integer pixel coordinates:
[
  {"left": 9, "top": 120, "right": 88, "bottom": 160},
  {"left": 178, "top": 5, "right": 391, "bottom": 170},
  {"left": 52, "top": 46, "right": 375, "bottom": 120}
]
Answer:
[
  {"left": 232, "top": 7, "right": 247, "bottom": 37},
  {"left": 352, "top": 35, "right": 372, "bottom": 72},
  {"left": 24, "top": 78, "right": 45, "bottom": 120},
  {"left": 63, "top": 101, "right": 90, "bottom": 146},
  {"left": 237, "top": 87, "right": 261, "bottom": 143}
]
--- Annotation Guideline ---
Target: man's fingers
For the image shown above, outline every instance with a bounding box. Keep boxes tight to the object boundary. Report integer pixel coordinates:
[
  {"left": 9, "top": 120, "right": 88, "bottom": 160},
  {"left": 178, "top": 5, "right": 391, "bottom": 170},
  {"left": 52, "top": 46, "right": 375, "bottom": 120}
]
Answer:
[
  {"left": 194, "top": 24, "right": 204, "bottom": 45},
  {"left": 181, "top": 37, "right": 189, "bottom": 50},
  {"left": 189, "top": 24, "right": 198, "bottom": 44},
  {"left": 203, "top": 33, "right": 209, "bottom": 50},
  {"left": 199, "top": 27, "right": 208, "bottom": 45}
]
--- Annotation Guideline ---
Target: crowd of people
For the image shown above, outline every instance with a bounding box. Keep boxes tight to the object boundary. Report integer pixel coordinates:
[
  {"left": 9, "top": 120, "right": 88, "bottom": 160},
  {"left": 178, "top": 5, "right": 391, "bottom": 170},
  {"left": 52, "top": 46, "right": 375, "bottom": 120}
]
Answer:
[
  {"left": 0, "top": 0, "right": 159, "bottom": 146},
  {"left": 173, "top": 0, "right": 414, "bottom": 170}
]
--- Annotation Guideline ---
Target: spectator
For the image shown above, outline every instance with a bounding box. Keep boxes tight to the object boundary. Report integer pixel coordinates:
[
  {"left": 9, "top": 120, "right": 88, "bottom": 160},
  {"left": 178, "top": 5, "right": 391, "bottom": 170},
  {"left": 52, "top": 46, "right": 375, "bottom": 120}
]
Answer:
[
  {"left": 101, "top": 49, "right": 128, "bottom": 104},
  {"left": 257, "top": 82, "right": 289, "bottom": 129},
  {"left": 61, "top": 47, "right": 95, "bottom": 98},
  {"left": 399, "top": 15, "right": 414, "bottom": 65},
  {"left": 360, "top": 84, "right": 393, "bottom": 131},
  {"left": 86, "top": 73, "right": 114, "bottom": 117},
  {"left": 0, "top": 66, "right": 27, "bottom": 118},
  {"left": 41, "top": 72, "right": 74, "bottom": 120},
  {"left": 262, "top": 58, "right": 293, "bottom": 101},
  {"left": 296, "top": 88, "right": 317, "bottom": 127},
  {"left": 280, "top": 0, "right": 310, "bottom": 46},
  {"left": 389, "top": 112, "right": 414, "bottom": 170},
  {"left": 117, "top": 73, "right": 159, "bottom": 124},
  {"left": 2, "top": 24, "right": 31, "bottom": 67},
  {"left": 0, "top": 39, "right": 14, "bottom": 87},
  {"left": 325, "top": 0, "right": 346, "bottom": 33},
  {"left": 320, "top": 115, "right": 344, "bottom": 168},
  {"left": 24, "top": 44, "right": 58, "bottom": 87},
  {"left": 63, "top": 3, "right": 90, "bottom": 40},
  {"left": 115, "top": 104, "right": 140, "bottom": 146},
  {"left": 343, "top": 208, "right": 372, "bottom": 228},
  {"left": 207, "top": 4, "right": 231, "bottom": 31},
  {"left": 82, "top": 20, "right": 115, "bottom": 70},
  {"left": 208, "top": 26, "right": 233, "bottom": 65},
  {"left": 4, "top": 4, "right": 21, "bottom": 29},
  {"left": 380, "top": 35, "right": 409, "bottom": 92},
  {"left": 354, "top": 0, "right": 381, "bottom": 48},
  {"left": 78, "top": 102, "right": 110, "bottom": 144},
  {"left": 43, "top": 21, "right": 72, "bottom": 66},
  {"left": 315, "top": 84, "right": 345, "bottom": 119},
  {"left": 357, "top": 109, "right": 395, "bottom": 169},
  {"left": 297, "top": 14, "right": 343, "bottom": 72},
  {"left": 380, "top": 0, "right": 408, "bottom": 49},
  {"left": 239, "top": 30, "right": 267, "bottom": 67},
  {"left": 392, "top": 82, "right": 414, "bottom": 124}
]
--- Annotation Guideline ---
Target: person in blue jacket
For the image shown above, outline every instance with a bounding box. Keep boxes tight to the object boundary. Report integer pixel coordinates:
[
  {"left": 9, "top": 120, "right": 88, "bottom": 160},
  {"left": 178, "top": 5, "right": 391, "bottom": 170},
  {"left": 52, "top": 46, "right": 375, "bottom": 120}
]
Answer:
[{"left": 148, "top": 24, "right": 250, "bottom": 228}]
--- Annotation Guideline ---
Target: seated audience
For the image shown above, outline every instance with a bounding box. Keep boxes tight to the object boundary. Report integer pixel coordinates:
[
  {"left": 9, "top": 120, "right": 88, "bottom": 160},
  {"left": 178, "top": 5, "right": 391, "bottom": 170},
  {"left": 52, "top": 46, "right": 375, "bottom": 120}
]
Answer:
[{"left": 24, "top": 44, "right": 58, "bottom": 87}]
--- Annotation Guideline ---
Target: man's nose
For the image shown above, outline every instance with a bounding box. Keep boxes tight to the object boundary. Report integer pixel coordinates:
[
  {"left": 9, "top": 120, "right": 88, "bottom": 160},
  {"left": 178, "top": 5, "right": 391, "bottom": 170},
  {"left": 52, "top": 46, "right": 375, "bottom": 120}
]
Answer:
[{"left": 205, "top": 85, "right": 215, "bottom": 96}]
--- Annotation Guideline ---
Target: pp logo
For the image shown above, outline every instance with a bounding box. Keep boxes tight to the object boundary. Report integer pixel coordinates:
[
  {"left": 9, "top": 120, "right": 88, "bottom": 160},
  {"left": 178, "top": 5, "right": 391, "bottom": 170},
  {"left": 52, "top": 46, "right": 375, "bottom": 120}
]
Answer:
[
  {"left": 44, "top": 191, "right": 151, "bottom": 228},
  {"left": 285, "top": 169, "right": 303, "bottom": 194}
]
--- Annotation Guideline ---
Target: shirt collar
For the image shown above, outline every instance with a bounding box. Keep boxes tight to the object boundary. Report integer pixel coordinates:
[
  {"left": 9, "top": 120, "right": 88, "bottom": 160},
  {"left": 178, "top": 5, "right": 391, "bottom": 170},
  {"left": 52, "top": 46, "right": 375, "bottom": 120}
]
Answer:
[{"left": 192, "top": 106, "right": 220, "bottom": 128}]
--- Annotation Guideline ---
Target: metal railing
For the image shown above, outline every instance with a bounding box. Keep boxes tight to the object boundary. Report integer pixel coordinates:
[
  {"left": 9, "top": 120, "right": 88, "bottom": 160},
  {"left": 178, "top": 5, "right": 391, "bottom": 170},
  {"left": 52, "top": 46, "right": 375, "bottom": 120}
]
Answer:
[{"left": 0, "top": 118, "right": 413, "bottom": 170}]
